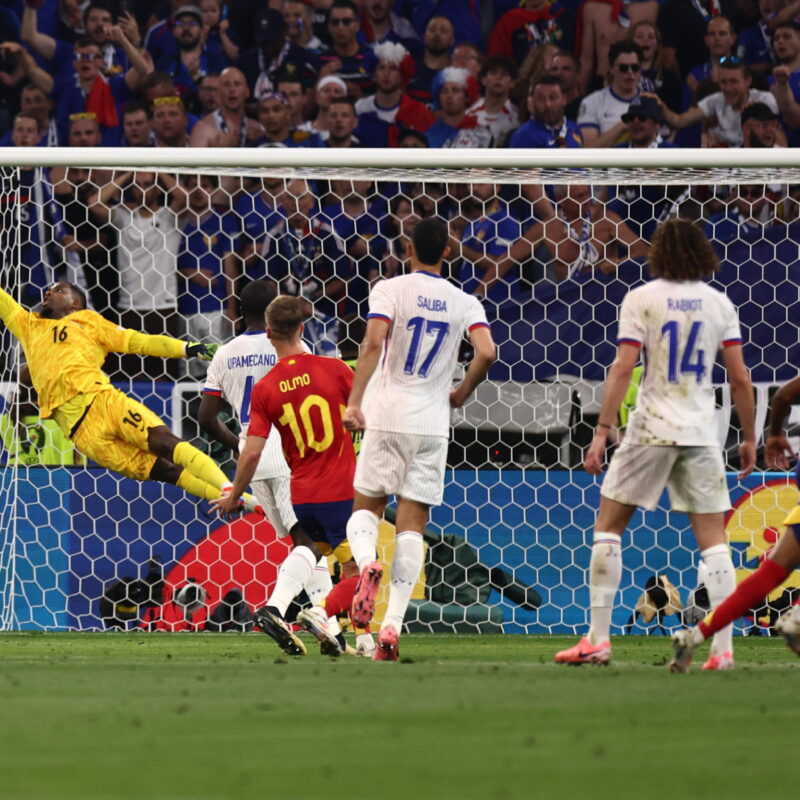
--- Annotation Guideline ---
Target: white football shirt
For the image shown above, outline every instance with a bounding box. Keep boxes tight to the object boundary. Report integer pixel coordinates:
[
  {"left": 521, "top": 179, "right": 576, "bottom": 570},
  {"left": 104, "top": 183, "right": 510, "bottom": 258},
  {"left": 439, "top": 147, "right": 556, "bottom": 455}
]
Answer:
[
  {"left": 203, "top": 331, "right": 289, "bottom": 480},
  {"left": 618, "top": 278, "right": 742, "bottom": 446},
  {"left": 363, "top": 271, "right": 489, "bottom": 438}
]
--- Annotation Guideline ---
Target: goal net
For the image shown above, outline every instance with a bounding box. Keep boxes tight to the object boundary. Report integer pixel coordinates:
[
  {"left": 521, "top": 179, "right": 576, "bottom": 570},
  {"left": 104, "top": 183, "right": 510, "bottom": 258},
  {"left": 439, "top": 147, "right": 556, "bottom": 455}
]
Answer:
[{"left": 1, "top": 147, "right": 798, "bottom": 636}]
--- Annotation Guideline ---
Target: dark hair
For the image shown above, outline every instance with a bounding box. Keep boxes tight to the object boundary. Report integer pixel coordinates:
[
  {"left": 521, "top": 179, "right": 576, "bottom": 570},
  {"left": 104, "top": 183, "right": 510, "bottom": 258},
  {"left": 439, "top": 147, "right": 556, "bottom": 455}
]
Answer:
[
  {"left": 67, "top": 283, "right": 88, "bottom": 310},
  {"left": 141, "top": 71, "right": 176, "bottom": 93},
  {"left": 84, "top": 2, "right": 115, "bottom": 25},
  {"left": 329, "top": 95, "right": 357, "bottom": 113},
  {"left": 123, "top": 100, "right": 152, "bottom": 119},
  {"left": 398, "top": 128, "right": 429, "bottom": 147},
  {"left": 649, "top": 218, "right": 718, "bottom": 281},
  {"left": 530, "top": 73, "right": 563, "bottom": 93},
  {"left": 241, "top": 280, "right": 278, "bottom": 321},
  {"left": 75, "top": 36, "right": 100, "bottom": 51},
  {"left": 775, "top": 20, "right": 800, "bottom": 34},
  {"left": 266, "top": 295, "right": 307, "bottom": 340},
  {"left": 608, "top": 41, "right": 643, "bottom": 65},
  {"left": 412, "top": 217, "right": 449, "bottom": 266},
  {"left": 330, "top": 0, "right": 358, "bottom": 15},
  {"left": 479, "top": 54, "right": 516, "bottom": 81}
]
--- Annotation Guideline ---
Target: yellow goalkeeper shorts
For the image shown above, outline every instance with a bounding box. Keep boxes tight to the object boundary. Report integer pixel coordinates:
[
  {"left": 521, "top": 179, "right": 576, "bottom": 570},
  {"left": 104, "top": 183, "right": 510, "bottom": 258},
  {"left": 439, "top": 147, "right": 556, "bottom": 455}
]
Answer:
[{"left": 71, "top": 389, "right": 165, "bottom": 481}]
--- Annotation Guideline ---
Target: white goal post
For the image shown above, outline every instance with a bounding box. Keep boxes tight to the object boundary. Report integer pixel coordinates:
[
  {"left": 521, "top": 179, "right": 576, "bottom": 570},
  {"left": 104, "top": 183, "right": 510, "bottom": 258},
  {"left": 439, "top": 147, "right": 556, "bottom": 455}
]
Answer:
[{"left": 1, "top": 147, "right": 798, "bottom": 636}]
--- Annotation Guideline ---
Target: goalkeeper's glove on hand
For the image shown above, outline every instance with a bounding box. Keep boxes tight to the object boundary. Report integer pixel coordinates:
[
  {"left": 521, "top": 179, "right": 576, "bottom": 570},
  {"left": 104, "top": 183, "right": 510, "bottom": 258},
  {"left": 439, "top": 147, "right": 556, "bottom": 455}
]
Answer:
[{"left": 185, "top": 342, "right": 220, "bottom": 361}]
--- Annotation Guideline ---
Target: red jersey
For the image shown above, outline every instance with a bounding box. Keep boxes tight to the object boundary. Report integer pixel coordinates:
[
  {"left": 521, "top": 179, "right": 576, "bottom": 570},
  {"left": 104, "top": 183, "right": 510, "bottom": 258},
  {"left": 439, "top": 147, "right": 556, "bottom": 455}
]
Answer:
[{"left": 248, "top": 352, "right": 355, "bottom": 504}]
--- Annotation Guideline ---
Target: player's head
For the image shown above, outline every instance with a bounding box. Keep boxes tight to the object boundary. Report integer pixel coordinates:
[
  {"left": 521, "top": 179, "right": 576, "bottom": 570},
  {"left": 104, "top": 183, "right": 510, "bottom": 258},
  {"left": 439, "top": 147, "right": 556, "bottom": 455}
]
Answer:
[
  {"left": 241, "top": 280, "right": 278, "bottom": 328},
  {"left": 650, "top": 218, "right": 719, "bottom": 281},
  {"left": 409, "top": 217, "right": 450, "bottom": 268},
  {"left": 41, "top": 282, "right": 87, "bottom": 318},
  {"left": 266, "top": 295, "right": 307, "bottom": 342}
]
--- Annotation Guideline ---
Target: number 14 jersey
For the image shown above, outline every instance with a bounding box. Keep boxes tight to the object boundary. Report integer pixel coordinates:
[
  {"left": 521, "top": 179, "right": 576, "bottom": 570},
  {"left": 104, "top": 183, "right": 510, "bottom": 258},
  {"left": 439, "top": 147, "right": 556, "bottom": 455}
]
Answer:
[
  {"left": 363, "top": 271, "right": 489, "bottom": 439},
  {"left": 248, "top": 352, "right": 355, "bottom": 504},
  {"left": 617, "top": 278, "right": 742, "bottom": 447}
]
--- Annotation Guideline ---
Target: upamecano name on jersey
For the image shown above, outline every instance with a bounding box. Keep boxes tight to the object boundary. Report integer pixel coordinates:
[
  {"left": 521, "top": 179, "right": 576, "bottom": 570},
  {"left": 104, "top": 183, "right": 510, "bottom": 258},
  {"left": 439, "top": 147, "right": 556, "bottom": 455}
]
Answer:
[
  {"left": 667, "top": 298, "right": 703, "bottom": 312},
  {"left": 418, "top": 296, "right": 448, "bottom": 312},
  {"left": 227, "top": 353, "right": 277, "bottom": 369}
]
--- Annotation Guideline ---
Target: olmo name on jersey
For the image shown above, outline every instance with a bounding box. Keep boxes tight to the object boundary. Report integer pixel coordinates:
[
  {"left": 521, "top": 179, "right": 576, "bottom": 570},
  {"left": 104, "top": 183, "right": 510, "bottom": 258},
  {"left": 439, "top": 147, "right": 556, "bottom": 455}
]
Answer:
[{"left": 279, "top": 373, "right": 311, "bottom": 393}]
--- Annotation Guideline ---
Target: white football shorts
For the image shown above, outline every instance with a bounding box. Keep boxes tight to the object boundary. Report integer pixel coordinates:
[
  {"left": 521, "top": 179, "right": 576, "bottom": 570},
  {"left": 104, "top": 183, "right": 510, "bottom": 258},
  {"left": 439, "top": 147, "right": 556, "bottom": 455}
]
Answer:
[
  {"left": 354, "top": 429, "right": 448, "bottom": 507},
  {"left": 251, "top": 475, "right": 297, "bottom": 538},
  {"left": 601, "top": 442, "right": 731, "bottom": 513}
]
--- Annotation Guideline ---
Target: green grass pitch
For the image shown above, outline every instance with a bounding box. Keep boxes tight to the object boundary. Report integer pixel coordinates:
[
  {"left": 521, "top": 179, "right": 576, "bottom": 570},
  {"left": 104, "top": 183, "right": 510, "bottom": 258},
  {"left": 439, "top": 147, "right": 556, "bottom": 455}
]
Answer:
[{"left": 0, "top": 632, "right": 797, "bottom": 800}]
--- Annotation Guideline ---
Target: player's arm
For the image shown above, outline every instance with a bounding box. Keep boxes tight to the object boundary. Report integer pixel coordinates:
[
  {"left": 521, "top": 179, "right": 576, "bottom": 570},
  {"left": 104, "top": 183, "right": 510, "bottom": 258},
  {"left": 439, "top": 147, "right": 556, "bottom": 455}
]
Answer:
[
  {"left": 584, "top": 342, "right": 640, "bottom": 475},
  {"left": 722, "top": 343, "right": 756, "bottom": 478},
  {"left": 123, "top": 330, "right": 218, "bottom": 361},
  {"left": 0, "top": 285, "right": 29, "bottom": 338},
  {"left": 450, "top": 325, "right": 496, "bottom": 408},
  {"left": 343, "top": 316, "right": 390, "bottom": 431},
  {"left": 765, "top": 374, "right": 800, "bottom": 470},
  {"left": 198, "top": 393, "right": 240, "bottom": 457},
  {"left": 208, "top": 434, "right": 266, "bottom": 516},
  {"left": 21, "top": 5, "right": 56, "bottom": 62}
]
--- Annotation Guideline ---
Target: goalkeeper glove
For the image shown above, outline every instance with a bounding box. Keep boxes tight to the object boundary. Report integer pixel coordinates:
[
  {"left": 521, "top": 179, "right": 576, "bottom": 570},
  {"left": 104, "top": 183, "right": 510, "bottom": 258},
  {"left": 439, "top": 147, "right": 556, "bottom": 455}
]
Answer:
[{"left": 185, "top": 342, "right": 220, "bottom": 361}]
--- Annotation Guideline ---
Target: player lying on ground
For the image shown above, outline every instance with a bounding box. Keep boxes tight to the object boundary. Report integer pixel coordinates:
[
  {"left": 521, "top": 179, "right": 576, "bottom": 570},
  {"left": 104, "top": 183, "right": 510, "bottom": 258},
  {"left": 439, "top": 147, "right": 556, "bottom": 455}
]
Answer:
[
  {"left": 200, "top": 281, "right": 373, "bottom": 657},
  {"left": 555, "top": 218, "right": 756, "bottom": 669},
  {"left": 211, "top": 295, "right": 373, "bottom": 657},
  {"left": 343, "top": 217, "right": 497, "bottom": 661},
  {"left": 0, "top": 281, "right": 262, "bottom": 512},
  {"left": 670, "top": 373, "right": 800, "bottom": 672}
]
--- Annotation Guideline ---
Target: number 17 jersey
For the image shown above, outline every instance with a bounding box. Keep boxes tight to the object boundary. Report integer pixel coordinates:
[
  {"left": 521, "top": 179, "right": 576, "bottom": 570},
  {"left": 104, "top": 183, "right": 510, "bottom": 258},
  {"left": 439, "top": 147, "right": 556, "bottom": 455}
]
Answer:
[
  {"left": 248, "top": 352, "right": 355, "bottom": 504},
  {"left": 363, "top": 271, "right": 489, "bottom": 438},
  {"left": 618, "top": 278, "right": 742, "bottom": 447}
]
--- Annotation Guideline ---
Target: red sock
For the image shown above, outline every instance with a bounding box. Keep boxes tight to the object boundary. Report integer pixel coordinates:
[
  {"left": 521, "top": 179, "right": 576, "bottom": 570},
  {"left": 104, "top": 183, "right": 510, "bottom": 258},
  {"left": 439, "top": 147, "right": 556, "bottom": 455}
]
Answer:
[
  {"left": 698, "top": 559, "right": 791, "bottom": 639},
  {"left": 323, "top": 575, "right": 359, "bottom": 618}
]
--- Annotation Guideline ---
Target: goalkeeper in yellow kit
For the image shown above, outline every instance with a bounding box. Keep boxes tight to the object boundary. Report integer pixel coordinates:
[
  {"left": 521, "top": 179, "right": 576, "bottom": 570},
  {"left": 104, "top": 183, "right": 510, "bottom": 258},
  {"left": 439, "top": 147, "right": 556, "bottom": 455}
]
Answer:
[{"left": 0, "top": 281, "right": 261, "bottom": 512}]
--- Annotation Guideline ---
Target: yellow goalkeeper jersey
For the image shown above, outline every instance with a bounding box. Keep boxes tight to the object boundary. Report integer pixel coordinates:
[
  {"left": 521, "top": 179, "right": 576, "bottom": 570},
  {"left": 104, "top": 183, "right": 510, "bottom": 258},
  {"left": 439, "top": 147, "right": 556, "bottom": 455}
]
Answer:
[{"left": 0, "top": 287, "right": 186, "bottom": 428}]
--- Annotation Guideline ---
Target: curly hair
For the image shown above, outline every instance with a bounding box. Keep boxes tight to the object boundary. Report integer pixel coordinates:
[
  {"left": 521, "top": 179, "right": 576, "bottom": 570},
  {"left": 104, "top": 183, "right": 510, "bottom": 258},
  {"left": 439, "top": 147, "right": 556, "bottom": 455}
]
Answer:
[{"left": 649, "top": 218, "right": 719, "bottom": 281}]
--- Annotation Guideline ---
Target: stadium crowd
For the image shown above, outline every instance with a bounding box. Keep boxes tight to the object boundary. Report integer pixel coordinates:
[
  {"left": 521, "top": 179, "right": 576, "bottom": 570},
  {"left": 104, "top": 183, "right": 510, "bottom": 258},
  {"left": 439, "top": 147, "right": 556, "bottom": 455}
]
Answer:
[{"left": 1, "top": 0, "right": 798, "bottom": 368}]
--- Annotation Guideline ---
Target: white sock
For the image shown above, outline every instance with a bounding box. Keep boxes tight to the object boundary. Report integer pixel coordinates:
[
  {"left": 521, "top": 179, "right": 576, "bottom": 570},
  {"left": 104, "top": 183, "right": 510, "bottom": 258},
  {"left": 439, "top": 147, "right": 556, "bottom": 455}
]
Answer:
[
  {"left": 701, "top": 543, "right": 736, "bottom": 656},
  {"left": 588, "top": 531, "right": 622, "bottom": 645},
  {"left": 382, "top": 531, "right": 424, "bottom": 634},
  {"left": 347, "top": 509, "right": 380, "bottom": 573},
  {"left": 306, "top": 557, "right": 333, "bottom": 607},
  {"left": 266, "top": 545, "right": 316, "bottom": 617}
]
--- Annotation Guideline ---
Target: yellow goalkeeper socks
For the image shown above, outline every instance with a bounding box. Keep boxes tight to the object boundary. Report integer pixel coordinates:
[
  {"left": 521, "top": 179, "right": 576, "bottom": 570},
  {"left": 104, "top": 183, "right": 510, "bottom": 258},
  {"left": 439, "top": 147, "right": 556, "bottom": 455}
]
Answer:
[
  {"left": 176, "top": 469, "right": 219, "bottom": 502},
  {"left": 172, "top": 441, "right": 228, "bottom": 490}
]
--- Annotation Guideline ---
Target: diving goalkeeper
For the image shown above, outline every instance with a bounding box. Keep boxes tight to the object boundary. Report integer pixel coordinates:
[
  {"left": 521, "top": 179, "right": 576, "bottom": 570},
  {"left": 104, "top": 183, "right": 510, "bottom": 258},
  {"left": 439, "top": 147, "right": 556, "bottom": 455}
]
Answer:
[{"left": 0, "top": 281, "right": 261, "bottom": 512}]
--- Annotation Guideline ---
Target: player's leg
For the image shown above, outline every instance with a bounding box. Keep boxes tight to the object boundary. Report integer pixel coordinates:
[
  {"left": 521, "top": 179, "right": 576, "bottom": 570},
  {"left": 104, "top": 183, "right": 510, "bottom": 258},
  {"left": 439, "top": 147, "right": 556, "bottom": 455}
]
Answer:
[
  {"left": 671, "top": 524, "right": 800, "bottom": 672},
  {"left": 556, "top": 443, "right": 675, "bottom": 665}
]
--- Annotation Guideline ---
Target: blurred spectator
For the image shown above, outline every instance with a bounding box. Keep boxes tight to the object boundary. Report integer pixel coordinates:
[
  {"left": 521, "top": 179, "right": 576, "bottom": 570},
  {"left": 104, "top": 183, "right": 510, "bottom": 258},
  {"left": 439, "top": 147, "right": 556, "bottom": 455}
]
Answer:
[
  {"left": 88, "top": 171, "right": 186, "bottom": 380},
  {"left": 277, "top": 76, "right": 312, "bottom": 127},
  {"left": 145, "top": 0, "right": 189, "bottom": 68},
  {"left": 326, "top": 95, "right": 360, "bottom": 146},
  {"left": 68, "top": 113, "right": 103, "bottom": 147},
  {"left": 397, "top": 128, "right": 428, "bottom": 146},
  {"left": 741, "top": 101, "right": 782, "bottom": 147},
  {"left": 12, "top": 114, "right": 83, "bottom": 307},
  {"left": 177, "top": 173, "right": 238, "bottom": 377},
  {"left": 283, "top": 0, "right": 325, "bottom": 54},
  {"left": 197, "top": 72, "right": 220, "bottom": 113},
  {"left": 738, "top": 0, "right": 780, "bottom": 81},
  {"left": 659, "top": 0, "right": 719, "bottom": 79},
  {"left": 705, "top": 184, "right": 785, "bottom": 243},
  {"left": 257, "top": 90, "right": 321, "bottom": 145},
  {"left": 660, "top": 58, "right": 780, "bottom": 146},
  {"left": 298, "top": 74, "right": 346, "bottom": 140},
  {"left": 238, "top": 7, "right": 318, "bottom": 100},
  {"left": 22, "top": 1, "right": 140, "bottom": 81},
  {"left": 618, "top": 95, "right": 673, "bottom": 148},
  {"left": 158, "top": 4, "right": 229, "bottom": 114},
  {"left": 189, "top": 66, "right": 261, "bottom": 146},
  {"left": 152, "top": 95, "right": 191, "bottom": 146},
  {"left": 0, "top": 40, "right": 54, "bottom": 122},
  {"left": 318, "top": 0, "right": 374, "bottom": 98},
  {"left": 121, "top": 101, "right": 154, "bottom": 147},
  {"left": 547, "top": 49, "right": 581, "bottom": 120},
  {"left": 468, "top": 54, "right": 518, "bottom": 146},
  {"left": 355, "top": 41, "right": 434, "bottom": 147},
  {"left": 237, "top": 176, "right": 284, "bottom": 273},
  {"left": 509, "top": 74, "right": 582, "bottom": 147},
  {"left": 427, "top": 67, "right": 493, "bottom": 147},
  {"left": 684, "top": 16, "right": 737, "bottom": 106},
  {"left": 451, "top": 41, "right": 483, "bottom": 76},
  {"left": 769, "top": 22, "right": 800, "bottom": 145},
  {"left": 54, "top": 31, "right": 151, "bottom": 146},
  {"left": 513, "top": 40, "right": 559, "bottom": 103},
  {"left": 0, "top": 75, "right": 57, "bottom": 146},
  {"left": 578, "top": 41, "right": 643, "bottom": 147},
  {"left": 359, "top": 0, "right": 421, "bottom": 56},
  {"left": 627, "top": 20, "right": 682, "bottom": 113},
  {"left": 488, "top": 0, "right": 576, "bottom": 65},
  {"left": 407, "top": 15, "right": 454, "bottom": 105},
  {"left": 200, "top": 0, "right": 239, "bottom": 63}
]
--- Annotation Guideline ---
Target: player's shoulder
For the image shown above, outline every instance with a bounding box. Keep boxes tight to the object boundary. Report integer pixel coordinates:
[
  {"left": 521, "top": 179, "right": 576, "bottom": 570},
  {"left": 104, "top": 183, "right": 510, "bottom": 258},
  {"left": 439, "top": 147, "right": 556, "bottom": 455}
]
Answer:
[{"left": 69, "top": 309, "right": 111, "bottom": 327}]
